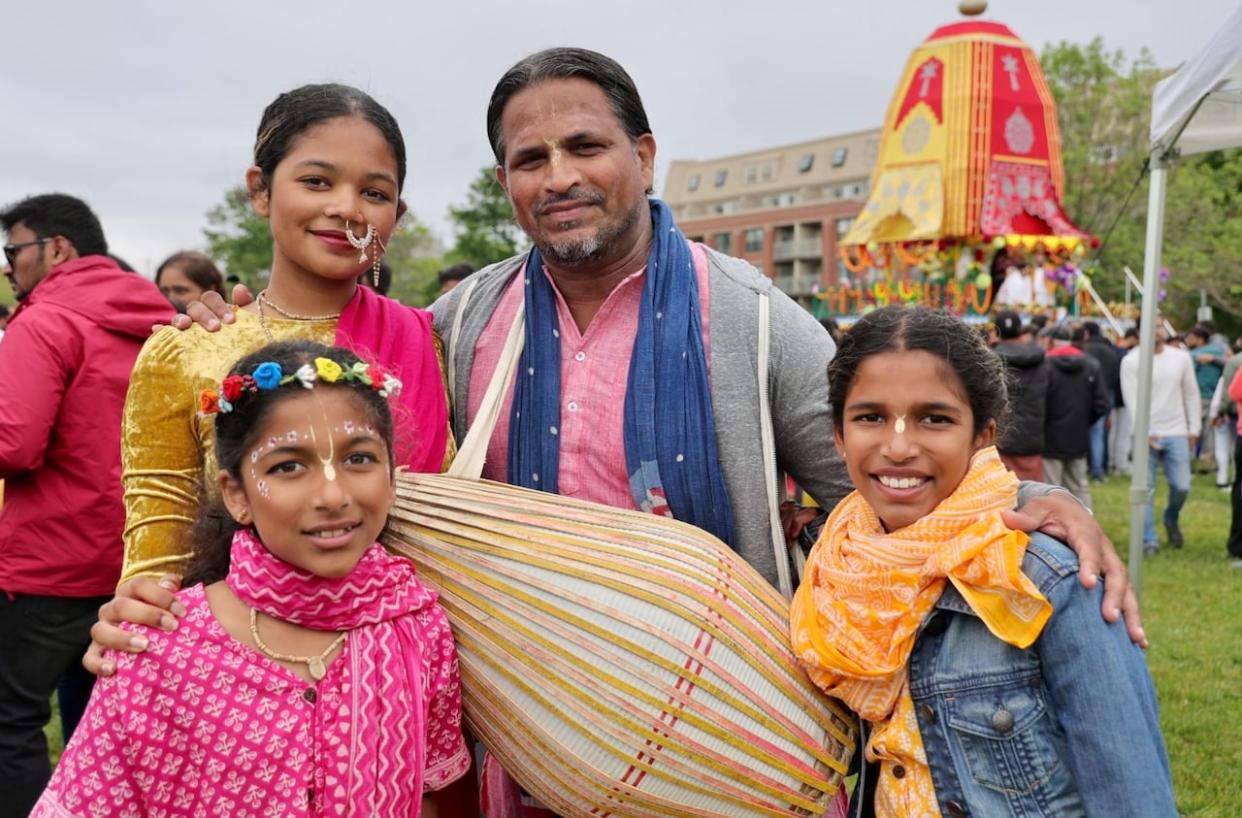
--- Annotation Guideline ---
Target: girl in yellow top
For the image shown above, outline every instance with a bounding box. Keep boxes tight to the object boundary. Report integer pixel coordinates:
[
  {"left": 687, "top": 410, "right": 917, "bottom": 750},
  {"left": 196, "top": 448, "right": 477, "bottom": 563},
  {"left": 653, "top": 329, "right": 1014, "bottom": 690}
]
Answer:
[
  {"left": 791, "top": 306, "right": 1175, "bottom": 817},
  {"left": 92, "top": 83, "right": 454, "bottom": 669}
]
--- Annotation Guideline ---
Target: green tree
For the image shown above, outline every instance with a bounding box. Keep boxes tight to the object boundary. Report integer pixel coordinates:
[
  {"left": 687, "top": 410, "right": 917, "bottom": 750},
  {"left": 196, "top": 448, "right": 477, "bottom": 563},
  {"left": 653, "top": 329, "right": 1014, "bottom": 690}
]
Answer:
[
  {"left": 385, "top": 217, "right": 448, "bottom": 307},
  {"left": 1157, "top": 151, "right": 1242, "bottom": 332},
  {"left": 446, "top": 166, "right": 528, "bottom": 269},
  {"left": 1041, "top": 39, "right": 1159, "bottom": 246},
  {"left": 202, "top": 186, "right": 272, "bottom": 288},
  {"left": 1042, "top": 40, "right": 1242, "bottom": 333}
]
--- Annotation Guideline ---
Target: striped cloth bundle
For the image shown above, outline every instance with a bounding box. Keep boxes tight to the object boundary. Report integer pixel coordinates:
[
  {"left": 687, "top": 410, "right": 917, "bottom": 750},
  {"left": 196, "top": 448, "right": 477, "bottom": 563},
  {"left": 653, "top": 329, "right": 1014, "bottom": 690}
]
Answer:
[{"left": 385, "top": 472, "right": 857, "bottom": 817}]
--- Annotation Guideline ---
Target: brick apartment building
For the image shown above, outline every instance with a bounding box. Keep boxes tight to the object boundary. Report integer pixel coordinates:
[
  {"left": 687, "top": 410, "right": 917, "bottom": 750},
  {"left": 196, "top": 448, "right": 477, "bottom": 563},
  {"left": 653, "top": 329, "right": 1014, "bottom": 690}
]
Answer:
[{"left": 662, "top": 128, "right": 881, "bottom": 304}]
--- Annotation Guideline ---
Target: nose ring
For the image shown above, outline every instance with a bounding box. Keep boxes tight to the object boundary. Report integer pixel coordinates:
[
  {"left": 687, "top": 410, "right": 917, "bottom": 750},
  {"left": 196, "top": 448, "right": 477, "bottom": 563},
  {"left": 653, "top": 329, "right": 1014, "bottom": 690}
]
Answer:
[{"left": 344, "top": 220, "right": 377, "bottom": 263}]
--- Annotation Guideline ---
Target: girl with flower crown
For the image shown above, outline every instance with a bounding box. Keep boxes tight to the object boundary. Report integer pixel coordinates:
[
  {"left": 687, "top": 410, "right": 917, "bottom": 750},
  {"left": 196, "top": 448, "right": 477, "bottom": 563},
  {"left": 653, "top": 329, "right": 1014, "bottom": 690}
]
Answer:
[
  {"left": 790, "top": 306, "right": 1175, "bottom": 818},
  {"left": 35, "top": 341, "right": 468, "bottom": 817},
  {"left": 86, "top": 83, "right": 453, "bottom": 671}
]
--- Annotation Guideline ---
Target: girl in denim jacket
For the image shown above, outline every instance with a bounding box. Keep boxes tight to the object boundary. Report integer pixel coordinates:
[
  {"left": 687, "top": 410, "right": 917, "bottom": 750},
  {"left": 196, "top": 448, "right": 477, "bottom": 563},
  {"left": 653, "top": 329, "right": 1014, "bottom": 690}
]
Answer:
[{"left": 791, "top": 306, "right": 1176, "bottom": 818}]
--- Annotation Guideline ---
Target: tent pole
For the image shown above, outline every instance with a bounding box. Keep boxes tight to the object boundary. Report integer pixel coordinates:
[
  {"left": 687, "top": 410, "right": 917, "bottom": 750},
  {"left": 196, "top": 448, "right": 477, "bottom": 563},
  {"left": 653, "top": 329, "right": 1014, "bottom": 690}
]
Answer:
[
  {"left": 1079, "top": 278, "right": 1123, "bottom": 336},
  {"left": 1128, "top": 151, "right": 1170, "bottom": 598}
]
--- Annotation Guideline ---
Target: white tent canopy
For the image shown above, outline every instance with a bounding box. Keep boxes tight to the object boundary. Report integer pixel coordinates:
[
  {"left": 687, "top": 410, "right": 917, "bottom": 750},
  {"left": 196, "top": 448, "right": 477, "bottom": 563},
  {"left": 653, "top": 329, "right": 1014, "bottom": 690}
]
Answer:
[
  {"left": 1130, "top": 3, "right": 1242, "bottom": 591},
  {"left": 1150, "top": 6, "right": 1242, "bottom": 157}
]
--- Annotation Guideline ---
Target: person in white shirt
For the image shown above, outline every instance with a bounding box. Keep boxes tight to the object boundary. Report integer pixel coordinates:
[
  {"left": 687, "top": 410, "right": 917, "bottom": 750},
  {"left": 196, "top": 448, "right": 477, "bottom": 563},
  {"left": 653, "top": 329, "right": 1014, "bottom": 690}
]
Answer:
[{"left": 1120, "top": 323, "right": 1202, "bottom": 554}]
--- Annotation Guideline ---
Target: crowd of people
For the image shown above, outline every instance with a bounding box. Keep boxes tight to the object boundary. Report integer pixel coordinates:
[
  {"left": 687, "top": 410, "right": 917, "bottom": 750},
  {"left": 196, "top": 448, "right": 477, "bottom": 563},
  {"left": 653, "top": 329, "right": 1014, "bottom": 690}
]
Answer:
[
  {"left": 0, "top": 46, "right": 1194, "bottom": 818},
  {"left": 987, "top": 307, "right": 1240, "bottom": 560}
]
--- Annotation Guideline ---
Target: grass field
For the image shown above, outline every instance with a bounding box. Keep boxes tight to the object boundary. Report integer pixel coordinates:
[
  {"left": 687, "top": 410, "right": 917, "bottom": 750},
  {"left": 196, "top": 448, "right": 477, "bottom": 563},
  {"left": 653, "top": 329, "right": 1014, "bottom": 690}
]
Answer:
[
  {"left": 42, "top": 473, "right": 1240, "bottom": 814},
  {"left": 1091, "top": 471, "right": 1242, "bottom": 817}
]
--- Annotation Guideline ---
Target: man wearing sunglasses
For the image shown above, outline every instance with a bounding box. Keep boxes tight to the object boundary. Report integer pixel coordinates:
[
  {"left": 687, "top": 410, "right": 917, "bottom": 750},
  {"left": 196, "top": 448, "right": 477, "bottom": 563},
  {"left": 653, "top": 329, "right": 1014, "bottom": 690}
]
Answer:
[{"left": 0, "top": 193, "right": 171, "bottom": 813}]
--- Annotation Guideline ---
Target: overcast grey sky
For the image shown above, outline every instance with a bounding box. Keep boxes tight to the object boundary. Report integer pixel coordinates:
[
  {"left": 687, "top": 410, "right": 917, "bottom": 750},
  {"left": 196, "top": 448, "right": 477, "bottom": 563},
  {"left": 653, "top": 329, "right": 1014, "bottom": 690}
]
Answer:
[{"left": 3, "top": 0, "right": 1237, "bottom": 275}]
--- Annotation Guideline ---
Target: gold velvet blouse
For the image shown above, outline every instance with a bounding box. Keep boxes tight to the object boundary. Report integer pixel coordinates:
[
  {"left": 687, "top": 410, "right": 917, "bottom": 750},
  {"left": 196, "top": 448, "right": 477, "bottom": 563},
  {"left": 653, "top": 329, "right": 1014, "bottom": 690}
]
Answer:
[{"left": 119, "top": 308, "right": 453, "bottom": 584}]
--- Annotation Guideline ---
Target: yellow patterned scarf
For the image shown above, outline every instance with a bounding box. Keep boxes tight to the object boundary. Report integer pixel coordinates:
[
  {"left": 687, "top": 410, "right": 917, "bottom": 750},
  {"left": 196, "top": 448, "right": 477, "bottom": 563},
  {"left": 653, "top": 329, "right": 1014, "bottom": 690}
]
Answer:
[{"left": 790, "top": 446, "right": 1051, "bottom": 722}]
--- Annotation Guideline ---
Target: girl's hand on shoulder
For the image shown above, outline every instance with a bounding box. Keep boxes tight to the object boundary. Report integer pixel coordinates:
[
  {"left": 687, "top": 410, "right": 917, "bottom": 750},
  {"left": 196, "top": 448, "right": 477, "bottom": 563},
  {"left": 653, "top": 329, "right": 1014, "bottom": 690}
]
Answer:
[
  {"left": 168, "top": 285, "right": 254, "bottom": 332},
  {"left": 1003, "top": 495, "right": 1147, "bottom": 649},
  {"left": 83, "top": 574, "right": 187, "bottom": 676}
]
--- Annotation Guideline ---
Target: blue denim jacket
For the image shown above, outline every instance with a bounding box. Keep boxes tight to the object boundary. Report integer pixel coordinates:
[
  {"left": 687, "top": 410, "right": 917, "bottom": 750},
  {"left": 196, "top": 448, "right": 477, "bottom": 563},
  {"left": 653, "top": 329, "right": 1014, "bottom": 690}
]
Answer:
[{"left": 851, "top": 533, "right": 1176, "bottom": 817}]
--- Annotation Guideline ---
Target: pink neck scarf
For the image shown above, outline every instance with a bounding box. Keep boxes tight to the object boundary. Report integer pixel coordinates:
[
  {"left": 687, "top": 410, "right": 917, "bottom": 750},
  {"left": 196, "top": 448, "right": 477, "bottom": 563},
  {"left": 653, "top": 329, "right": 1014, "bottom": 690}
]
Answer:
[
  {"left": 336, "top": 285, "right": 449, "bottom": 473},
  {"left": 227, "top": 528, "right": 438, "bottom": 816}
]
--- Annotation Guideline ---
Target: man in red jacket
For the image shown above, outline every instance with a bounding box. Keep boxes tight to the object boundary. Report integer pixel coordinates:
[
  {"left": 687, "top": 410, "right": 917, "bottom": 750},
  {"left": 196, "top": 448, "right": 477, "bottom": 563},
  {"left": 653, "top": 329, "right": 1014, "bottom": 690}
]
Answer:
[{"left": 0, "top": 194, "right": 173, "bottom": 814}]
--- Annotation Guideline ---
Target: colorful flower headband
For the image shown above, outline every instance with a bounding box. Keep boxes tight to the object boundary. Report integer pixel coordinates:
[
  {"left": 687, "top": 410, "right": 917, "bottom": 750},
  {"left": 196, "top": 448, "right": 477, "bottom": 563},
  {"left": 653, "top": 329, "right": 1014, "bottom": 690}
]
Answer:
[{"left": 200, "top": 357, "right": 402, "bottom": 415}]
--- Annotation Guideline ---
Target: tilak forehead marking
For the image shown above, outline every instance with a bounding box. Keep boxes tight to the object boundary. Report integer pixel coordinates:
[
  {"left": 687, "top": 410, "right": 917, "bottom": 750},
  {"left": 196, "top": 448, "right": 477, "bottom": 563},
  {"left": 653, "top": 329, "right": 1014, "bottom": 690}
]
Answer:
[
  {"left": 545, "top": 138, "right": 563, "bottom": 165},
  {"left": 307, "top": 398, "right": 338, "bottom": 483}
]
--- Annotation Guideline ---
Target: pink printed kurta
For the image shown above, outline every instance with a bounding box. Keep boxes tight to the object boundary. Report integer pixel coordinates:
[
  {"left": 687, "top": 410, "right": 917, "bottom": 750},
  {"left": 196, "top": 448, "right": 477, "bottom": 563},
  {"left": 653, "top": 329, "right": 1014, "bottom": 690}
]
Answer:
[
  {"left": 466, "top": 243, "right": 711, "bottom": 509},
  {"left": 32, "top": 584, "right": 469, "bottom": 817}
]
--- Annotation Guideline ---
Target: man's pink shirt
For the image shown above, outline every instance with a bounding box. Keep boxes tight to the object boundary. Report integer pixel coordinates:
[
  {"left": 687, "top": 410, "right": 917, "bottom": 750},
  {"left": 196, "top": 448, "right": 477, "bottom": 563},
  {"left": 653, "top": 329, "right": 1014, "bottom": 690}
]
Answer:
[{"left": 466, "top": 244, "right": 710, "bottom": 509}]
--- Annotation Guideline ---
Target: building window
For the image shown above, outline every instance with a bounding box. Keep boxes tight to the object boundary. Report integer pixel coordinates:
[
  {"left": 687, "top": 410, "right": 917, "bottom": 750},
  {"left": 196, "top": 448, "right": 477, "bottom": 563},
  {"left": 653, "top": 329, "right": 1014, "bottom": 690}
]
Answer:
[
  {"left": 714, "top": 169, "right": 728, "bottom": 187},
  {"left": 831, "top": 148, "right": 848, "bottom": 167},
  {"left": 761, "top": 161, "right": 775, "bottom": 181},
  {"left": 799, "top": 153, "right": 815, "bottom": 173},
  {"left": 713, "top": 232, "right": 732, "bottom": 254},
  {"left": 687, "top": 173, "right": 700, "bottom": 192},
  {"left": 765, "top": 193, "right": 800, "bottom": 208},
  {"left": 745, "top": 228, "right": 764, "bottom": 252},
  {"left": 836, "top": 218, "right": 854, "bottom": 239}
]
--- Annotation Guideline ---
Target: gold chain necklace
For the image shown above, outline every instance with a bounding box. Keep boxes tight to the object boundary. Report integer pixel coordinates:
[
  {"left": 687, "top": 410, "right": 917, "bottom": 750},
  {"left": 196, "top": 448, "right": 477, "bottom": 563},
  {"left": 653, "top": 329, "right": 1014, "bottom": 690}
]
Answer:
[
  {"left": 257, "top": 290, "right": 344, "bottom": 321},
  {"left": 248, "top": 607, "right": 346, "bottom": 681},
  {"left": 256, "top": 290, "right": 342, "bottom": 341}
]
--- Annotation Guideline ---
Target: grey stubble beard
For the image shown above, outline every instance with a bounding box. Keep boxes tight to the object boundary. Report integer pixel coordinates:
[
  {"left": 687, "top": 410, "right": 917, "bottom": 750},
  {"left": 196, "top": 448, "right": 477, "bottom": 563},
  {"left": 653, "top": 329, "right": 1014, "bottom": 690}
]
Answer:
[{"left": 537, "top": 195, "right": 646, "bottom": 268}]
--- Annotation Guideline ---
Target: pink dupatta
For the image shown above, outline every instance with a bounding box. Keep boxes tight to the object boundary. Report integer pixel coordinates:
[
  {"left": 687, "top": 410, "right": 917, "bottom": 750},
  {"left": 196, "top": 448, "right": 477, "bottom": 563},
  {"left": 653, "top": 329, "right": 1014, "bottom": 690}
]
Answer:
[
  {"left": 228, "top": 529, "right": 448, "bottom": 816},
  {"left": 336, "top": 285, "right": 449, "bottom": 472}
]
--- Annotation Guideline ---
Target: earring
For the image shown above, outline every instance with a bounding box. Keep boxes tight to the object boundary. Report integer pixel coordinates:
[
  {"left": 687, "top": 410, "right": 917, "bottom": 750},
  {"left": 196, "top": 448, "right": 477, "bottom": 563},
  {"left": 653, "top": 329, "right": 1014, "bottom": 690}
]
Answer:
[{"left": 344, "top": 219, "right": 376, "bottom": 263}]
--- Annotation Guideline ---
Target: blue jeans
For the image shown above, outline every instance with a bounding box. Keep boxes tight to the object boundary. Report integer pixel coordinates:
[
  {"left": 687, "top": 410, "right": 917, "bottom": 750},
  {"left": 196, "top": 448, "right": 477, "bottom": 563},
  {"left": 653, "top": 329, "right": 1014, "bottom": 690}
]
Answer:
[
  {"left": 1144, "top": 435, "right": 1192, "bottom": 545},
  {"left": 1088, "top": 392, "right": 1115, "bottom": 479},
  {"left": 1089, "top": 414, "right": 1108, "bottom": 478}
]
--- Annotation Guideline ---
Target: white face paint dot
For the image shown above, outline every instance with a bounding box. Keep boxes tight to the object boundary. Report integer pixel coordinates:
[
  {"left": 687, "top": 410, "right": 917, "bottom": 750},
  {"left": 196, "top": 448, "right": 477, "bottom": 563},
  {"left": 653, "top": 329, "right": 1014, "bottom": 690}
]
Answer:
[{"left": 675, "top": 453, "right": 685, "bottom": 462}]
